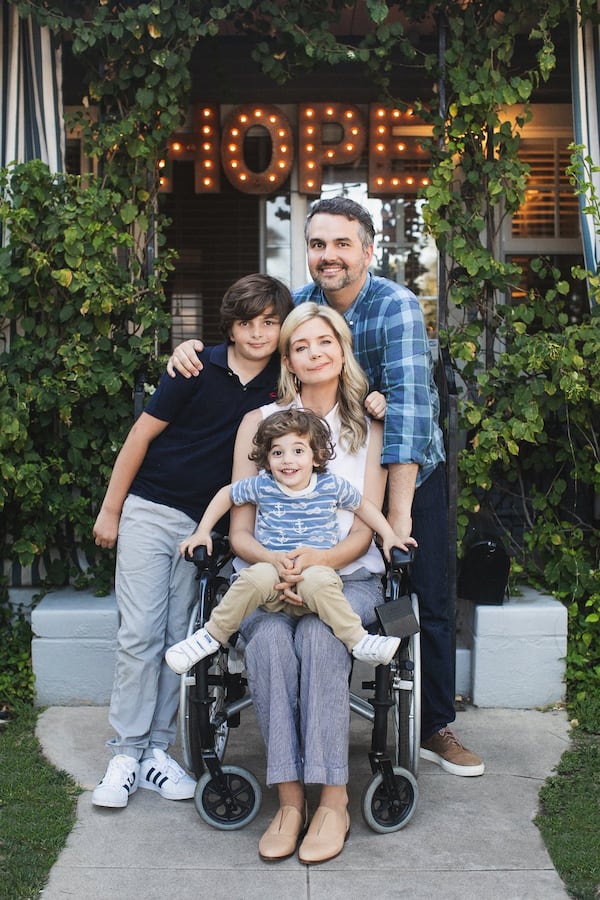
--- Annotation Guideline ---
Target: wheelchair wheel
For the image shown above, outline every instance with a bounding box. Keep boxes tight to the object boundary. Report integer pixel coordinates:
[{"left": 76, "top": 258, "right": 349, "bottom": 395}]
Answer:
[
  {"left": 361, "top": 766, "right": 418, "bottom": 833},
  {"left": 393, "top": 592, "right": 421, "bottom": 776},
  {"left": 195, "top": 765, "right": 262, "bottom": 830},
  {"left": 179, "top": 575, "right": 231, "bottom": 777}
]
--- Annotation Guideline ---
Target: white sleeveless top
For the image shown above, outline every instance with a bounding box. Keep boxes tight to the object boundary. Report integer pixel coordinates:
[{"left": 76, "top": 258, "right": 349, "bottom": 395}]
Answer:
[{"left": 252, "top": 399, "right": 385, "bottom": 576}]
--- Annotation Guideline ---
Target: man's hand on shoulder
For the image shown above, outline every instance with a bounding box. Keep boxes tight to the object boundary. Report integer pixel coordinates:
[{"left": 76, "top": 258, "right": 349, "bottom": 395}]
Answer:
[{"left": 166, "top": 339, "right": 205, "bottom": 378}]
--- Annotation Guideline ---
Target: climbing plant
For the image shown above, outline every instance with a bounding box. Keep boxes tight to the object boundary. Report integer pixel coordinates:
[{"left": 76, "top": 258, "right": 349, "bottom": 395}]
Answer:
[{"left": 2, "top": 0, "right": 598, "bottom": 710}]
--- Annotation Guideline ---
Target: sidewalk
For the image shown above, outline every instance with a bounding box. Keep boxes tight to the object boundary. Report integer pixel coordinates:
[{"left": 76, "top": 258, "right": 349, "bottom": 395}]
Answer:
[{"left": 36, "top": 702, "right": 570, "bottom": 900}]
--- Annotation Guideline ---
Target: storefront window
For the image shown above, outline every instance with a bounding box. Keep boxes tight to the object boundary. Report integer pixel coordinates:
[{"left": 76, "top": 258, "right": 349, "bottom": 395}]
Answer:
[{"left": 264, "top": 194, "right": 291, "bottom": 285}]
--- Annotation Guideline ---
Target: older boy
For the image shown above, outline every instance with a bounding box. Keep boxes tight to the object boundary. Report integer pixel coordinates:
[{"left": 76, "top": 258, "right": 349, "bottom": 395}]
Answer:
[{"left": 91, "top": 274, "right": 293, "bottom": 808}]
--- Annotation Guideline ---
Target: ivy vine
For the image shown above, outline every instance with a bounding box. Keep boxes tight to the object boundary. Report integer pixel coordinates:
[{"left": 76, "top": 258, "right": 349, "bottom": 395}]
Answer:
[{"left": 1, "top": 0, "right": 598, "bottom": 711}]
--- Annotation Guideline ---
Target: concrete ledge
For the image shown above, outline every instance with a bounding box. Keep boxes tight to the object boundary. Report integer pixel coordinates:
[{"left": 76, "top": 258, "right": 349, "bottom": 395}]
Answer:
[
  {"left": 470, "top": 585, "right": 567, "bottom": 708},
  {"left": 31, "top": 589, "right": 118, "bottom": 706}
]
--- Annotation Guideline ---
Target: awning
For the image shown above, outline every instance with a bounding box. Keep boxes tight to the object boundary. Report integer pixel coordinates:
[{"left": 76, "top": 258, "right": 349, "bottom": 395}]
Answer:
[
  {"left": 0, "top": 0, "right": 64, "bottom": 171},
  {"left": 571, "top": 1, "right": 600, "bottom": 308}
]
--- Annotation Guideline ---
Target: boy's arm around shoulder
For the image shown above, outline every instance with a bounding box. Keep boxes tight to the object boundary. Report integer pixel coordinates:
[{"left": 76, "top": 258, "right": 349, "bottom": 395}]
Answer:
[{"left": 93, "top": 412, "right": 168, "bottom": 548}]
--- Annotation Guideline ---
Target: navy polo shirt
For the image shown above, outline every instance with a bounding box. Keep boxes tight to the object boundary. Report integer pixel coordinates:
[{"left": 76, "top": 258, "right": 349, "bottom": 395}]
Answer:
[{"left": 129, "top": 343, "right": 280, "bottom": 523}]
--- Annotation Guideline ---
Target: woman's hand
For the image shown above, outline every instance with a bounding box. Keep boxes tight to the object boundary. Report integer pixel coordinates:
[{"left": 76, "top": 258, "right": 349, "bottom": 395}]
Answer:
[
  {"left": 364, "top": 390, "right": 386, "bottom": 420},
  {"left": 166, "top": 339, "right": 205, "bottom": 378}
]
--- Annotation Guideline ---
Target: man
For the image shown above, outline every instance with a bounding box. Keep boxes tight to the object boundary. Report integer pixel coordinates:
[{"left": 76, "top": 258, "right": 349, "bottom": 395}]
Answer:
[
  {"left": 91, "top": 274, "right": 293, "bottom": 808},
  {"left": 170, "top": 199, "right": 484, "bottom": 776}
]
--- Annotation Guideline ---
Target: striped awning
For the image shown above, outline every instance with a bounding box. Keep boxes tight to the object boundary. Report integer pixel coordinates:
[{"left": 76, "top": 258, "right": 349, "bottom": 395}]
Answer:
[
  {"left": 571, "top": 1, "right": 600, "bottom": 308},
  {"left": 0, "top": 0, "right": 64, "bottom": 171}
]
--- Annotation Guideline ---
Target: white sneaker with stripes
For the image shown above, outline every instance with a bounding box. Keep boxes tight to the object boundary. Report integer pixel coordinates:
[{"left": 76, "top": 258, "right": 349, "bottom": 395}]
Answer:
[{"left": 139, "top": 749, "right": 196, "bottom": 800}]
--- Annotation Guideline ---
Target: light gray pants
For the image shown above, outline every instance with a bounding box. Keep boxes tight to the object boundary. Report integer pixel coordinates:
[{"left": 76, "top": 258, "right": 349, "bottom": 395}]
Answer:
[
  {"left": 107, "top": 494, "right": 198, "bottom": 759},
  {"left": 239, "top": 567, "right": 384, "bottom": 786},
  {"left": 207, "top": 562, "right": 366, "bottom": 652}
]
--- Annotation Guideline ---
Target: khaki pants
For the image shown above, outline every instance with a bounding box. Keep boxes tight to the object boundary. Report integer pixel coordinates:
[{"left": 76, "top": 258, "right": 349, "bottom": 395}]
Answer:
[{"left": 207, "top": 562, "right": 366, "bottom": 652}]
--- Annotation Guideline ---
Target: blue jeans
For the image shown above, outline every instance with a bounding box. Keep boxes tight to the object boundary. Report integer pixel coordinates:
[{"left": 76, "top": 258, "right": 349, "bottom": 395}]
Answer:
[{"left": 411, "top": 462, "right": 455, "bottom": 739}]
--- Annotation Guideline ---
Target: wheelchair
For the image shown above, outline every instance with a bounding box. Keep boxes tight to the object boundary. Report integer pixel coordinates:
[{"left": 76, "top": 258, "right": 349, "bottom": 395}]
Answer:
[{"left": 178, "top": 535, "right": 421, "bottom": 834}]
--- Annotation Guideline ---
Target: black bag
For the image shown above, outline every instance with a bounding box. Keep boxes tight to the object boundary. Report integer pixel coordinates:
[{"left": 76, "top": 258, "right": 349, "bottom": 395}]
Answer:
[{"left": 457, "top": 511, "right": 510, "bottom": 605}]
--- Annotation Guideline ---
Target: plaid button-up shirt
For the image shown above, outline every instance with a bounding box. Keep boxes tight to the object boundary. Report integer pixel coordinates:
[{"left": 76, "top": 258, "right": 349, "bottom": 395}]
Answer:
[{"left": 293, "top": 273, "right": 445, "bottom": 486}]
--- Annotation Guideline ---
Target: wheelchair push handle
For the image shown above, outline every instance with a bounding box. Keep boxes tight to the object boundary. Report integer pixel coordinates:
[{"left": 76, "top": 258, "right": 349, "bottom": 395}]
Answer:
[
  {"left": 390, "top": 546, "right": 415, "bottom": 571},
  {"left": 185, "top": 533, "right": 230, "bottom": 569}
]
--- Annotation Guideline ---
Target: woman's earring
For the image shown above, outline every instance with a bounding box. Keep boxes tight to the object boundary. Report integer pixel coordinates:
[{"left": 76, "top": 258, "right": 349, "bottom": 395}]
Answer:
[{"left": 293, "top": 375, "right": 301, "bottom": 392}]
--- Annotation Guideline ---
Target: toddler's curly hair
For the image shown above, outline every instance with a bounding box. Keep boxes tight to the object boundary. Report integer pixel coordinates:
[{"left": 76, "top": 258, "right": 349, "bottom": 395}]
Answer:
[{"left": 250, "top": 408, "right": 335, "bottom": 474}]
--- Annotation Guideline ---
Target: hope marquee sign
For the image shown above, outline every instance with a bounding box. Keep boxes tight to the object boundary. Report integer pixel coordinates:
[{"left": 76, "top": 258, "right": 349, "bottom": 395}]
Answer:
[{"left": 159, "top": 102, "right": 432, "bottom": 197}]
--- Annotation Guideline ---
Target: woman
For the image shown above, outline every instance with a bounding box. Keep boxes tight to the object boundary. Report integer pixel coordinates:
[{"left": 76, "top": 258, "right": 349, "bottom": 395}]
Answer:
[{"left": 228, "top": 303, "right": 411, "bottom": 864}]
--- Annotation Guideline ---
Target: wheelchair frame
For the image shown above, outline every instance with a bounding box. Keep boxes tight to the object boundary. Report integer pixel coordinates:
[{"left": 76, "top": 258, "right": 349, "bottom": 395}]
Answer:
[{"left": 178, "top": 537, "right": 421, "bottom": 834}]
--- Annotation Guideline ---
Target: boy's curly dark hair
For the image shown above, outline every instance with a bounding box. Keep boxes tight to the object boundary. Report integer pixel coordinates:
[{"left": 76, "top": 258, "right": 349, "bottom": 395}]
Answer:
[{"left": 250, "top": 409, "right": 335, "bottom": 475}]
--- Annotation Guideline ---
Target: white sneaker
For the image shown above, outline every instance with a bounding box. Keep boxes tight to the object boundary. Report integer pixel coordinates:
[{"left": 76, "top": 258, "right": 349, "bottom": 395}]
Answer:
[
  {"left": 92, "top": 755, "right": 140, "bottom": 808},
  {"left": 139, "top": 749, "right": 196, "bottom": 800},
  {"left": 352, "top": 633, "right": 401, "bottom": 666},
  {"left": 165, "top": 626, "right": 220, "bottom": 674}
]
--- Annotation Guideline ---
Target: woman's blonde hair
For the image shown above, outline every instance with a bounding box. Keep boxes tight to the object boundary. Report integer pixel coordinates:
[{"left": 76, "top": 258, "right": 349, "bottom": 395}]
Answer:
[{"left": 277, "top": 303, "right": 369, "bottom": 453}]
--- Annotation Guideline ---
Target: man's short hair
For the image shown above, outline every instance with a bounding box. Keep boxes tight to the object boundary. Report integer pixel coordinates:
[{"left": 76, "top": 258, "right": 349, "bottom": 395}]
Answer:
[
  {"left": 305, "top": 197, "right": 375, "bottom": 249},
  {"left": 220, "top": 274, "right": 294, "bottom": 339}
]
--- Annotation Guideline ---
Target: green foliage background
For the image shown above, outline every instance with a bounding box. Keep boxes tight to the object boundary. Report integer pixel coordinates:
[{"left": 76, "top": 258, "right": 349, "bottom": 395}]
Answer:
[{"left": 0, "top": 1, "right": 598, "bottom": 721}]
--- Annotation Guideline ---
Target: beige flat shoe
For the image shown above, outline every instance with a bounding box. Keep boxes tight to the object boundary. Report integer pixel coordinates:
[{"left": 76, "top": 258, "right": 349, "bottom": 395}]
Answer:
[
  {"left": 258, "top": 805, "right": 307, "bottom": 861},
  {"left": 298, "top": 805, "right": 350, "bottom": 864}
]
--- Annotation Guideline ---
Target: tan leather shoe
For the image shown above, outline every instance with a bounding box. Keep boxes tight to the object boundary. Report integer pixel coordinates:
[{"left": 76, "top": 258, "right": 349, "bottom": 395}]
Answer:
[
  {"left": 298, "top": 805, "right": 350, "bottom": 864},
  {"left": 258, "top": 805, "right": 306, "bottom": 861}
]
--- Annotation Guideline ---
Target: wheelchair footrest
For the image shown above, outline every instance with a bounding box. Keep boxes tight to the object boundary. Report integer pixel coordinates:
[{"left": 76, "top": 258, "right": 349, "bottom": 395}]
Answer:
[{"left": 376, "top": 595, "right": 419, "bottom": 638}]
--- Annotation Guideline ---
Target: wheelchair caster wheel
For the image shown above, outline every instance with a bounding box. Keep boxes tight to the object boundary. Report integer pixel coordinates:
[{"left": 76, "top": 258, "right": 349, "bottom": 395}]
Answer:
[
  {"left": 361, "top": 766, "right": 418, "bottom": 833},
  {"left": 195, "top": 765, "right": 262, "bottom": 830}
]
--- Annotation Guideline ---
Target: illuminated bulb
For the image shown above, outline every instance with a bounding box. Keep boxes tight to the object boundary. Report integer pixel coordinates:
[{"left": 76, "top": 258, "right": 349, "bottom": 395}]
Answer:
[
  {"left": 305, "top": 108, "right": 315, "bottom": 117},
  {"left": 345, "top": 143, "right": 354, "bottom": 152},
  {"left": 230, "top": 160, "right": 238, "bottom": 168},
  {"left": 278, "top": 160, "right": 286, "bottom": 168},
  {"left": 308, "top": 161, "right": 316, "bottom": 169},
  {"left": 239, "top": 173, "right": 247, "bottom": 181},
  {"left": 231, "top": 128, "right": 239, "bottom": 136},
  {"left": 269, "top": 115, "right": 277, "bottom": 123},
  {"left": 326, "top": 107, "right": 334, "bottom": 116},
  {"left": 254, "top": 108, "right": 263, "bottom": 117},
  {"left": 392, "top": 178, "right": 400, "bottom": 186},
  {"left": 392, "top": 109, "right": 401, "bottom": 118},
  {"left": 202, "top": 143, "right": 211, "bottom": 151},
  {"left": 202, "top": 126, "right": 212, "bottom": 135},
  {"left": 376, "top": 143, "right": 385, "bottom": 152},
  {"left": 268, "top": 174, "right": 276, "bottom": 181},
  {"left": 158, "top": 159, "right": 166, "bottom": 168},
  {"left": 306, "top": 144, "right": 314, "bottom": 152},
  {"left": 376, "top": 177, "right": 384, "bottom": 185},
  {"left": 202, "top": 108, "right": 212, "bottom": 118},
  {"left": 171, "top": 142, "right": 182, "bottom": 151},
  {"left": 278, "top": 129, "right": 286, "bottom": 137},
  {"left": 345, "top": 110, "right": 354, "bottom": 119},
  {"left": 203, "top": 177, "right": 212, "bottom": 186},
  {"left": 351, "top": 127, "right": 359, "bottom": 135},
  {"left": 377, "top": 126, "right": 386, "bottom": 134},
  {"left": 406, "top": 177, "right": 414, "bottom": 185},
  {"left": 306, "top": 179, "right": 315, "bottom": 188},
  {"left": 239, "top": 114, "right": 248, "bottom": 123},
  {"left": 306, "top": 126, "right": 315, "bottom": 135},
  {"left": 228, "top": 143, "right": 237, "bottom": 153},
  {"left": 159, "top": 176, "right": 165, "bottom": 186},
  {"left": 397, "top": 143, "right": 406, "bottom": 152},
  {"left": 376, "top": 108, "right": 385, "bottom": 117},
  {"left": 203, "top": 160, "right": 212, "bottom": 169},
  {"left": 280, "top": 145, "right": 288, "bottom": 153},
  {"left": 326, "top": 150, "right": 335, "bottom": 159}
]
